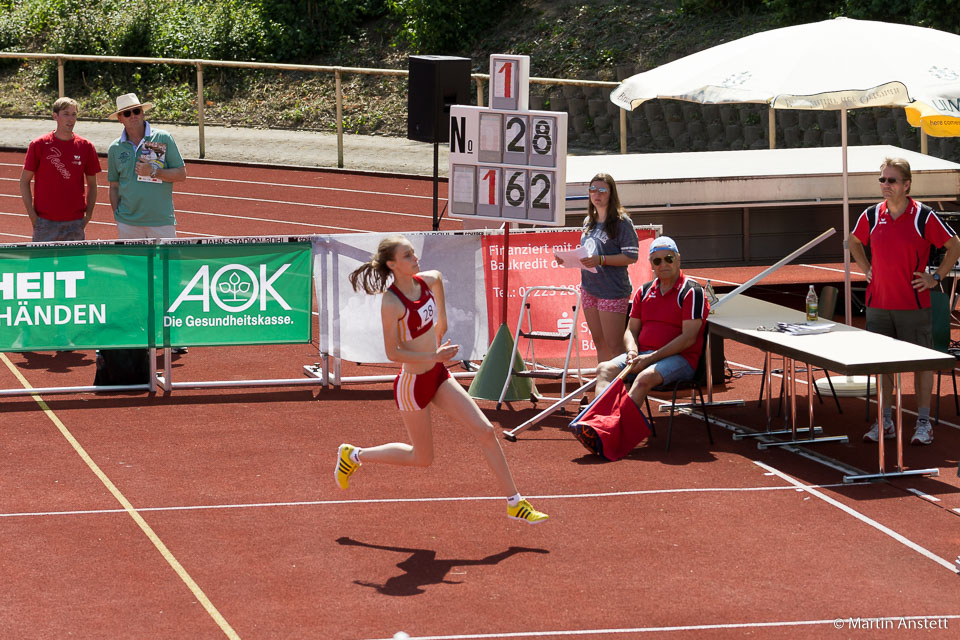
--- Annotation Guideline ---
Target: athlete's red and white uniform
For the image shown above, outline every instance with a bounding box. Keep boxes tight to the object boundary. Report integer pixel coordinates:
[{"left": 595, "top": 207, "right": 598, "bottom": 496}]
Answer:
[{"left": 388, "top": 275, "right": 449, "bottom": 411}]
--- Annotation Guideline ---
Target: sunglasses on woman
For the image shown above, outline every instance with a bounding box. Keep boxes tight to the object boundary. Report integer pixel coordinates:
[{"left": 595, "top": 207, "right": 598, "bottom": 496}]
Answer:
[
  {"left": 651, "top": 254, "right": 676, "bottom": 266},
  {"left": 878, "top": 177, "right": 901, "bottom": 184},
  {"left": 122, "top": 107, "right": 142, "bottom": 118},
  {"left": 588, "top": 185, "right": 609, "bottom": 194}
]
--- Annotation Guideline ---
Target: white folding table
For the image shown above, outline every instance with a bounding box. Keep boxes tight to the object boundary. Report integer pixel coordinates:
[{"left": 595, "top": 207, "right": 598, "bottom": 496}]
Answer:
[{"left": 707, "top": 295, "right": 953, "bottom": 482}]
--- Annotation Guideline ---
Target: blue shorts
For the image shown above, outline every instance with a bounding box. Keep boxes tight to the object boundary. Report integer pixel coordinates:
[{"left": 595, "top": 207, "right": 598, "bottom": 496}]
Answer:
[{"left": 610, "top": 350, "right": 694, "bottom": 386}]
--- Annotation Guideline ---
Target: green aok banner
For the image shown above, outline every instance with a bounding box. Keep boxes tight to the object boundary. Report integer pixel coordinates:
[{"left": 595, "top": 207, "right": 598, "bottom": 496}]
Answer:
[
  {"left": 0, "top": 243, "right": 156, "bottom": 351},
  {"left": 0, "top": 242, "right": 313, "bottom": 351},
  {"left": 159, "top": 243, "right": 313, "bottom": 347}
]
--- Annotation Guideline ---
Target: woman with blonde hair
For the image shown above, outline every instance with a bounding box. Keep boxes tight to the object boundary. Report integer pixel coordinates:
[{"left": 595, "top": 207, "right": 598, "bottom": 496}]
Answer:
[{"left": 337, "top": 235, "right": 548, "bottom": 524}]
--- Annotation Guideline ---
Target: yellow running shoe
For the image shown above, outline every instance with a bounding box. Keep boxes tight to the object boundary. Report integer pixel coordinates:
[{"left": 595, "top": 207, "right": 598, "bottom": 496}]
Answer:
[
  {"left": 507, "top": 499, "right": 549, "bottom": 524},
  {"left": 335, "top": 444, "right": 360, "bottom": 490}
]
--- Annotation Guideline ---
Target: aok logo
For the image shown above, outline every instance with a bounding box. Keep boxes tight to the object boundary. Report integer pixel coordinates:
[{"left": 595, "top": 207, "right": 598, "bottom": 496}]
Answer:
[{"left": 167, "top": 263, "right": 292, "bottom": 313}]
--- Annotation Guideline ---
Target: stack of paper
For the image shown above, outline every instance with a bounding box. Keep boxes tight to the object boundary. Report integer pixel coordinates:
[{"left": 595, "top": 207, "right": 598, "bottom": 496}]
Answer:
[{"left": 775, "top": 322, "right": 835, "bottom": 335}]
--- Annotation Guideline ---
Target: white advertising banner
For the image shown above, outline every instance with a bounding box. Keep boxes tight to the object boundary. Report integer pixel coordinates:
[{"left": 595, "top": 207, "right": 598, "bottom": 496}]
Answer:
[{"left": 312, "top": 232, "right": 488, "bottom": 363}]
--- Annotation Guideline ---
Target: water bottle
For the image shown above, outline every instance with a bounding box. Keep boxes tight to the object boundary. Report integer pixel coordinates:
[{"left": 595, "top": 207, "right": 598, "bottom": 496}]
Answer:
[
  {"left": 705, "top": 280, "right": 719, "bottom": 305},
  {"left": 705, "top": 279, "right": 719, "bottom": 313},
  {"left": 806, "top": 285, "right": 818, "bottom": 323}
]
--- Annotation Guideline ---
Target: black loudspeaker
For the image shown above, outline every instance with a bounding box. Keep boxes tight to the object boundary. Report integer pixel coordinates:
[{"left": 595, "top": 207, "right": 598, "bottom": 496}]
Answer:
[{"left": 407, "top": 55, "right": 471, "bottom": 143}]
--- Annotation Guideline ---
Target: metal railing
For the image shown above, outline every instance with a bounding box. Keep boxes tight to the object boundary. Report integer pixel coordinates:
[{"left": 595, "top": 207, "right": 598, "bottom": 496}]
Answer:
[{"left": 0, "top": 51, "right": 627, "bottom": 166}]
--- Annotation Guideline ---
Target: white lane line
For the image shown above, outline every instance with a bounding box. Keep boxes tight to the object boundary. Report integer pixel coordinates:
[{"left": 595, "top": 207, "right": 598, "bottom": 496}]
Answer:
[
  {"left": 0, "top": 174, "right": 443, "bottom": 201},
  {"left": 187, "top": 175, "right": 442, "bottom": 201},
  {"left": 1, "top": 187, "right": 433, "bottom": 224},
  {"left": 800, "top": 263, "right": 866, "bottom": 277},
  {"left": 754, "top": 460, "right": 958, "bottom": 573},
  {"left": 0, "top": 353, "right": 241, "bottom": 639},
  {"left": 173, "top": 208, "right": 365, "bottom": 233},
  {"left": 907, "top": 488, "right": 941, "bottom": 503},
  {"left": 0, "top": 206, "right": 361, "bottom": 235},
  {"left": 361, "top": 615, "right": 960, "bottom": 639},
  {"left": 0, "top": 483, "right": 857, "bottom": 518},
  {"left": 170, "top": 190, "right": 434, "bottom": 221}
]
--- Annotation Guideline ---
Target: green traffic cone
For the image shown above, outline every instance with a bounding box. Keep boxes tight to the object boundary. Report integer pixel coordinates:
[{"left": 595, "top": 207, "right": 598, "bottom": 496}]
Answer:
[{"left": 468, "top": 323, "right": 536, "bottom": 402}]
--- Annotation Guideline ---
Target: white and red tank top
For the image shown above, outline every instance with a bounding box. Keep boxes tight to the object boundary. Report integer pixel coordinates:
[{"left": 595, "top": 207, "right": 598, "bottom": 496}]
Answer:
[{"left": 388, "top": 275, "right": 437, "bottom": 341}]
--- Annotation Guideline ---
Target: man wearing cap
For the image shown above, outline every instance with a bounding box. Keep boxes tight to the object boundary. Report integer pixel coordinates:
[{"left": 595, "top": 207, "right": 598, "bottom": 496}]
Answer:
[
  {"left": 594, "top": 236, "right": 709, "bottom": 410},
  {"left": 19, "top": 97, "right": 101, "bottom": 241},
  {"left": 106, "top": 93, "right": 186, "bottom": 239}
]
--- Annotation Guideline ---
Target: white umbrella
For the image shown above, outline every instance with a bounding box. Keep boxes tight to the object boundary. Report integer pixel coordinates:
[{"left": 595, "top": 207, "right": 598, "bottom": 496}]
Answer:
[{"left": 611, "top": 17, "right": 960, "bottom": 325}]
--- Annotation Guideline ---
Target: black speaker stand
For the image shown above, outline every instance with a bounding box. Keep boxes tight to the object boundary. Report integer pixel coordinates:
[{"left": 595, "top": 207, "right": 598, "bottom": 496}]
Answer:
[{"left": 432, "top": 140, "right": 440, "bottom": 231}]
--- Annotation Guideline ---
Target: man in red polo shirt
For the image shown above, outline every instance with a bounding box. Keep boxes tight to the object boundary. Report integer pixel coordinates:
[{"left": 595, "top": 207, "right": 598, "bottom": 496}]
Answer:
[
  {"left": 595, "top": 236, "right": 708, "bottom": 410},
  {"left": 19, "top": 97, "right": 101, "bottom": 241},
  {"left": 850, "top": 157, "right": 960, "bottom": 446}
]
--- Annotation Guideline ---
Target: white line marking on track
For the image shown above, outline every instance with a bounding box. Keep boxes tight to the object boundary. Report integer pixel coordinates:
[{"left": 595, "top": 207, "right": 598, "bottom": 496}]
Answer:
[
  {"left": 361, "top": 615, "right": 960, "bottom": 639},
  {"left": 799, "top": 263, "right": 866, "bottom": 276},
  {"left": 0, "top": 173, "right": 444, "bottom": 202},
  {"left": 0, "top": 483, "right": 856, "bottom": 519},
  {"left": 907, "top": 488, "right": 941, "bottom": 502},
  {"left": 0, "top": 354, "right": 241, "bottom": 639},
  {"left": 754, "top": 460, "right": 959, "bottom": 573},
  {"left": 173, "top": 208, "right": 365, "bottom": 233},
  {"left": 187, "top": 175, "right": 444, "bottom": 201},
  {"left": 684, "top": 275, "right": 742, "bottom": 286},
  {"left": 171, "top": 190, "right": 435, "bottom": 222}
]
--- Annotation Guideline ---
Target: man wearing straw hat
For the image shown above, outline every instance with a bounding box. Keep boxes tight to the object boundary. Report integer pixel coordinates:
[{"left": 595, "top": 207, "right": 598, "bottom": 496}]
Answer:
[{"left": 106, "top": 92, "right": 186, "bottom": 240}]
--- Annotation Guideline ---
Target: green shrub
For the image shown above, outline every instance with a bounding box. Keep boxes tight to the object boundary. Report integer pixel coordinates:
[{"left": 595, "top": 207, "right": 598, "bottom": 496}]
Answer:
[{"left": 386, "top": 0, "right": 513, "bottom": 53}]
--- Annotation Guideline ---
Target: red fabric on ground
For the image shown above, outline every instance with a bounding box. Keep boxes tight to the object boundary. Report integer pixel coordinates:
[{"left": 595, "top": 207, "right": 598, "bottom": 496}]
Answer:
[{"left": 572, "top": 378, "right": 651, "bottom": 461}]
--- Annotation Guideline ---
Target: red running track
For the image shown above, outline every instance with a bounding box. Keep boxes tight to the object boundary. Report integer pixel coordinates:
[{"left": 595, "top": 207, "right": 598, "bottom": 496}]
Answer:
[{"left": 1, "top": 151, "right": 959, "bottom": 639}]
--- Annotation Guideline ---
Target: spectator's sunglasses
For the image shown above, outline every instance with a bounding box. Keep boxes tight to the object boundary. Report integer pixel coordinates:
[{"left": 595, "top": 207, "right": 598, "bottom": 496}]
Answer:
[
  {"left": 122, "top": 107, "right": 142, "bottom": 118},
  {"left": 588, "top": 185, "right": 609, "bottom": 194},
  {"left": 651, "top": 254, "right": 676, "bottom": 266},
  {"left": 877, "top": 176, "right": 901, "bottom": 184}
]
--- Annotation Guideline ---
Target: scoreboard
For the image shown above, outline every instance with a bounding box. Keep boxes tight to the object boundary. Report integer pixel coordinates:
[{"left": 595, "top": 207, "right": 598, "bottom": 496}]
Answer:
[{"left": 449, "top": 55, "right": 567, "bottom": 226}]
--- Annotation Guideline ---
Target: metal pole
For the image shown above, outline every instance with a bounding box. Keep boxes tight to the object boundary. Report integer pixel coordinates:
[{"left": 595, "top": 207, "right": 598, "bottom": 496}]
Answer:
[
  {"left": 336, "top": 69, "right": 344, "bottom": 168},
  {"left": 57, "top": 58, "right": 64, "bottom": 97},
  {"left": 921, "top": 129, "right": 928, "bottom": 155},
  {"left": 713, "top": 227, "right": 836, "bottom": 308},
  {"left": 768, "top": 107, "right": 776, "bottom": 149},
  {"left": 841, "top": 108, "right": 852, "bottom": 326},
  {"left": 619, "top": 108, "right": 627, "bottom": 154},
  {"left": 476, "top": 77, "right": 484, "bottom": 107},
  {"left": 432, "top": 141, "right": 439, "bottom": 231},
  {"left": 196, "top": 63, "right": 205, "bottom": 159},
  {"left": 501, "top": 223, "right": 511, "bottom": 326}
]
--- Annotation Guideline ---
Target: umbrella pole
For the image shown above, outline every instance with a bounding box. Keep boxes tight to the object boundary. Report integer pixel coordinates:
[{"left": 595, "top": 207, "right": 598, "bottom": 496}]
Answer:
[
  {"left": 841, "top": 108, "right": 852, "bottom": 327},
  {"left": 816, "top": 108, "right": 874, "bottom": 398}
]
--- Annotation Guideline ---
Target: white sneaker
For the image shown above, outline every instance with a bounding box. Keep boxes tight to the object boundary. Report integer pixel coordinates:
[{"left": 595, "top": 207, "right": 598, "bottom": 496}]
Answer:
[
  {"left": 863, "top": 417, "right": 895, "bottom": 442},
  {"left": 911, "top": 419, "right": 933, "bottom": 446}
]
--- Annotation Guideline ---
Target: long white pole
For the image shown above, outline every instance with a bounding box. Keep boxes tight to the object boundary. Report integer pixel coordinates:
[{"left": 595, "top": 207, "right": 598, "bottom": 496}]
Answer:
[
  {"left": 712, "top": 227, "right": 837, "bottom": 309},
  {"left": 841, "top": 108, "right": 852, "bottom": 326}
]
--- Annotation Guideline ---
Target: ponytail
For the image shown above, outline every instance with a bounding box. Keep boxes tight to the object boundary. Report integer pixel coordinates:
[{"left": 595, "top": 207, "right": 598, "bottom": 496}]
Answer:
[{"left": 348, "top": 234, "right": 408, "bottom": 294}]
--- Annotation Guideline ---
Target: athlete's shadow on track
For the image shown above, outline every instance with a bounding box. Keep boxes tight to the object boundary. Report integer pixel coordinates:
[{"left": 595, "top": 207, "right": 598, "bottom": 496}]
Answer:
[{"left": 336, "top": 536, "right": 549, "bottom": 596}]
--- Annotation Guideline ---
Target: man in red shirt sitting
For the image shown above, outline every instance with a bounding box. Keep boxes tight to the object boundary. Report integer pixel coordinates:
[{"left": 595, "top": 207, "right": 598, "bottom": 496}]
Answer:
[
  {"left": 595, "top": 236, "right": 709, "bottom": 410},
  {"left": 19, "top": 97, "right": 101, "bottom": 242},
  {"left": 849, "top": 157, "right": 960, "bottom": 446}
]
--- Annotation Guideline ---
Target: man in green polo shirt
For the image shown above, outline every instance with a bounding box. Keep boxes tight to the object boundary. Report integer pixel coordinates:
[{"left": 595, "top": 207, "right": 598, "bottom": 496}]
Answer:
[{"left": 107, "top": 92, "right": 187, "bottom": 239}]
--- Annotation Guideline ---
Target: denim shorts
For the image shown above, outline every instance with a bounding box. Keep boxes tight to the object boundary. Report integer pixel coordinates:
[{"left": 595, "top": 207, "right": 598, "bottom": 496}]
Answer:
[{"left": 609, "top": 350, "right": 694, "bottom": 386}]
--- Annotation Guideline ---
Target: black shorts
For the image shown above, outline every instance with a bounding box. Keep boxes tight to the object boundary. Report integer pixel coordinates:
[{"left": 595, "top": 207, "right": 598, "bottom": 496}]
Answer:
[{"left": 865, "top": 307, "right": 932, "bottom": 349}]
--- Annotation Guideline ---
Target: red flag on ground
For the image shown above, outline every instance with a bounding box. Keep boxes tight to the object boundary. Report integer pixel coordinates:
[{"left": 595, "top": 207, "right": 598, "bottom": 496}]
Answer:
[{"left": 569, "top": 368, "right": 652, "bottom": 461}]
